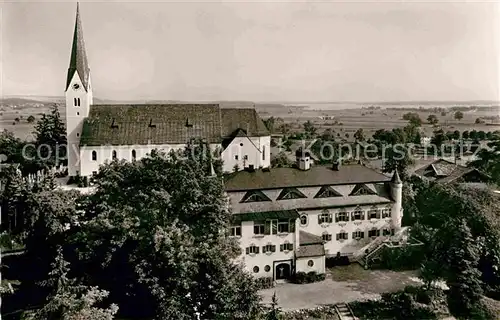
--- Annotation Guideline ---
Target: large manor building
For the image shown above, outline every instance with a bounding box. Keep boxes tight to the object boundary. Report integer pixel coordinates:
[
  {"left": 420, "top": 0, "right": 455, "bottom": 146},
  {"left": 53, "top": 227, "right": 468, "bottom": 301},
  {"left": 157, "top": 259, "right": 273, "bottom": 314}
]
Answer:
[
  {"left": 224, "top": 152, "right": 403, "bottom": 279},
  {"left": 65, "top": 4, "right": 270, "bottom": 177}
]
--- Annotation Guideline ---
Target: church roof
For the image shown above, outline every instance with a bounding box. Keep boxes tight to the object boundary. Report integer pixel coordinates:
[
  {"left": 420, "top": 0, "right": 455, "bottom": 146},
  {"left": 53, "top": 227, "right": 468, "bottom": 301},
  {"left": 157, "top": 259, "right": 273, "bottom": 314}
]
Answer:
[
  {"left": 66, "top": 3, "right": 90, "bottom": 92},
  {"left": 220, "top": 108, "right": 269, "bottom": 138},
  {"left": 80, "top": 104, "right": 222, "bottom": 146}
]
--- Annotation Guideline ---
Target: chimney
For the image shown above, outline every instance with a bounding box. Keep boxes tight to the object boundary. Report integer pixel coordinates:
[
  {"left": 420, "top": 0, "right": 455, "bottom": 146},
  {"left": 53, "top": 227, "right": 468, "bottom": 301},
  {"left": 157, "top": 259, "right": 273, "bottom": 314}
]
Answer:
[{"left": 295, "top": 148, "right": 311, "bottom": 171}]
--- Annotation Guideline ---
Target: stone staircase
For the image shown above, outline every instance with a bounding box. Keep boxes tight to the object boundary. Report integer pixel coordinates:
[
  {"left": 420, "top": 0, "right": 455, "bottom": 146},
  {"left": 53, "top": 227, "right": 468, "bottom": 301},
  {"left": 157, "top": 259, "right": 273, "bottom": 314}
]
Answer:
[
  {"left": 354, "top": 227, "right": 419, "bottom": 269},
  {"left": 334, "top": 303, "right": 357, "bottom": 320}
]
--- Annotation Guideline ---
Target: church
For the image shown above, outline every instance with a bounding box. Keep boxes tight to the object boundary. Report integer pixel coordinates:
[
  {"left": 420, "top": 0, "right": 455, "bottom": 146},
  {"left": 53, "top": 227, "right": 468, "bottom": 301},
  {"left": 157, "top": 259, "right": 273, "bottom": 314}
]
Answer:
[{"left": 65, "top": 4, "right": 270, "bottom": 177}]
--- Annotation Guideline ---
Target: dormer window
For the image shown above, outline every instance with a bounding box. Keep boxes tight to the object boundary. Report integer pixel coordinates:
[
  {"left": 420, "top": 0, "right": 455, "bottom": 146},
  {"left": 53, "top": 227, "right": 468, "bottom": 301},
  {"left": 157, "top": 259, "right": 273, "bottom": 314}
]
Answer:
[
  {"left": 349, "top": 184, "right": 376, "bottom": 196},
  {"left": 240, "top": 190, "right": 271, "bottom": 203},
  {"left": 277, "top": 187, "right": 307, "bottom": 200},
  {"left": 314, "top": 186, "right": 342, "bottom": 198}
]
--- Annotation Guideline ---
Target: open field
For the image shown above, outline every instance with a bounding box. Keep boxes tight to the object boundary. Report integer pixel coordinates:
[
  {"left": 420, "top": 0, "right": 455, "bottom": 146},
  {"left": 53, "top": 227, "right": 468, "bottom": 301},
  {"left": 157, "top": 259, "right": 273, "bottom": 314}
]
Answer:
[{"left": 1, "top": 98, "right": 499, "bottom": 141}]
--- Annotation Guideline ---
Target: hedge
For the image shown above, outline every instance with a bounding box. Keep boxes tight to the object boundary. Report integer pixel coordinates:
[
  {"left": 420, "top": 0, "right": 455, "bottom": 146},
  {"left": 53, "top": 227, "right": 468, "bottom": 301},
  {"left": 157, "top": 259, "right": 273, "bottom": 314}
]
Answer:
[{"left": 291, "top": 271, "right": 326, "bottom": 284}]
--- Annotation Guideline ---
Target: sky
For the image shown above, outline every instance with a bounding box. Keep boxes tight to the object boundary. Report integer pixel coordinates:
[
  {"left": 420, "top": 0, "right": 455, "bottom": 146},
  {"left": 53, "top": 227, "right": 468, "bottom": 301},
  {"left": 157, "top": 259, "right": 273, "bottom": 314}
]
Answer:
[{"left": 2, "top": 0, "right": 500, "bottom": 102}]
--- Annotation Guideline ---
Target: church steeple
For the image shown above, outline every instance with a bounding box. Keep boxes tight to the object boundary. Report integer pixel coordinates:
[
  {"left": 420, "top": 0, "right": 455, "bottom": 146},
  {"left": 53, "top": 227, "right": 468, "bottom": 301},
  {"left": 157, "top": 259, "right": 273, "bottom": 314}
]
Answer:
[{"left": 66, "top": 3, "right": 90, "bottom": 92}]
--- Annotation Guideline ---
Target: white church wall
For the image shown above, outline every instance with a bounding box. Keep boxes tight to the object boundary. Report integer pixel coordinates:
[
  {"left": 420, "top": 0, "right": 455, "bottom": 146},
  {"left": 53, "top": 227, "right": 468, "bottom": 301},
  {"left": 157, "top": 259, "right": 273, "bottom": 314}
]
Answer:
[
  {"left": 221, "top": 136, "right": 270, "bottom": 173},
  {"left": 79, "top": 143, "right": 220, "bottom": 176}
]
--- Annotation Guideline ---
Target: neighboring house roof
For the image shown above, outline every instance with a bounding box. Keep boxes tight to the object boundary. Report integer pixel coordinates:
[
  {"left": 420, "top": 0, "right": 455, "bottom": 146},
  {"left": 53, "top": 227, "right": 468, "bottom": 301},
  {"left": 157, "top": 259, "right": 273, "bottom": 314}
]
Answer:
[
  {"left": 220, "top": 108, "right": 269, "bottom": 138},
  {"left": 80, "top": 104, "right": 222, "bottom": 146},
  {"left": 413, "top": 158, "right": 490, "bottom": 184},
  {"left": 300, "top": 231, "right": 323, "bottom": 245},
  {"left": 230, "top": 209, "right": 299, "bottom": 223},
  {"left": 296, "top": 244, "right": 325, "bottom": 258},
  {"left": 224, "top": 164, "right": 391, "bottom": 191},
  {"left": 66, "top": 3, "right": 90, "bottom": 92}
]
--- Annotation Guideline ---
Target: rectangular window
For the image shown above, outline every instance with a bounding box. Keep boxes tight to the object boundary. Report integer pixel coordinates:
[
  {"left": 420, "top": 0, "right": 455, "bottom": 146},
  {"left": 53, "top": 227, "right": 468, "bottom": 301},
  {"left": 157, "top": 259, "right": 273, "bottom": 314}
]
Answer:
[
  {"left": 235, "top": 155, "right": 239, "bottom": 160},
  {"left": 254, "top": 222, "right": 265, "bottom": 235},
  {"left": 383, "top": 229, "right": 392, "bottom": 236},
  {"left": 246, "top": 245, "right": 259, "bottom": 255},
  {"left": 336, "top": 211, "right": 349, "bottom": 222},
  {"left": 322, "top": 234, "right": 332, "bottom": 242},
  {"left": 262, "top": 244, "right": 276, "bottom": 253},
  {"left": 368, "top": 209, "right": 379, "bottom": 219},
  {"left": 368, "top": 229, "right": 380, "bottom": 238},
  {"left": 352, "top": 210, "right": 364, "bottom": 221},
  {"left": 277, "top": 219, "right": 289, "bottom": 233},
  {"left": 319, "top": 213, "right": 333, "bottom": 224},
  {"left": 262, "top": 146, "right": 266, "bottom": 161},
  {"left": 336, "top": 232, "right": 348, "bottom": 241},
  {"left": 280, "top": 243, "right": 293, "bottom": 251},
  {"left": 244, "top": 155, "right": 248, "bottom": 160},
  {"left": 382, "top": 208, "right": 392, "bottom": 218},
  {"left": 352, "top": 231, "right": 364, "bottom": 239},
  {"left": 230, "top": 225, "right": 241, "bottom": 237}
]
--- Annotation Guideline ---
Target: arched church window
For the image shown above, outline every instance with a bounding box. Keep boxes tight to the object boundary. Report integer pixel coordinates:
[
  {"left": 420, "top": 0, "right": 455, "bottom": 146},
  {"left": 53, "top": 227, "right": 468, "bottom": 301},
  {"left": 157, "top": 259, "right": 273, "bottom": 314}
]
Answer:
[
  {"left": 112, "top": 150, "right": 117, "bottom": 160},
  {"left": 91, "top": 151, "right": 97, "bottom": 161},
  {"left": 131, "top": 149, "right": 136, "bottom": 161}
]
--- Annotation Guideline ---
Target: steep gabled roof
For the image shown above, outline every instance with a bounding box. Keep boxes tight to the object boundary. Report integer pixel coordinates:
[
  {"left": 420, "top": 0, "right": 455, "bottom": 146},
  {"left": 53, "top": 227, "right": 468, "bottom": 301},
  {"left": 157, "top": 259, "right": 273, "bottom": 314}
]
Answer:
[
  {"left": 66, "top": 3, "right": 90, "bottom": 91},
  {"left": 220, "top": 108, "right": 269, "bottom": 137},
  {"left": 80, "top": 104, "right": 222, "bottom": 146}
]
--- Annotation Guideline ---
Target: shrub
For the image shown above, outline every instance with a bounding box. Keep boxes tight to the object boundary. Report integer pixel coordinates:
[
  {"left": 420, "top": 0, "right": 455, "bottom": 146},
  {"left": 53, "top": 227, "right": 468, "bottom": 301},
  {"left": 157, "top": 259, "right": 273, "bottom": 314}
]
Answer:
[
  {"left": 291, "top": 271, "right": 325, "bottom": 284},
  {"left": 255, "top": 277, "right": 274, "bottom": 290}
]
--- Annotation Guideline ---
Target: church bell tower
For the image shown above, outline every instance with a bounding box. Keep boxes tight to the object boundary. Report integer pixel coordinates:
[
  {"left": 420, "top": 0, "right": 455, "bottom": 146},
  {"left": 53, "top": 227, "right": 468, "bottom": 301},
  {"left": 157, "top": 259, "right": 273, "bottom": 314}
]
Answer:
[{"left": 65, "top": 3, "right": 93, "bottom": 177}]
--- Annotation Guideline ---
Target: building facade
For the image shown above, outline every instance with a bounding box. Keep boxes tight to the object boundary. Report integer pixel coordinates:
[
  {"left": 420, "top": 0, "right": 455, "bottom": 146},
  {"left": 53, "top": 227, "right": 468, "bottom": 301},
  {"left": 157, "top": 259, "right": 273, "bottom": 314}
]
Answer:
[
  {"left": 224, "top": 153, "right": 403, "bottom": 280},
  {"left": 64, "top": 4, "right": 270, "bottom": 177}
]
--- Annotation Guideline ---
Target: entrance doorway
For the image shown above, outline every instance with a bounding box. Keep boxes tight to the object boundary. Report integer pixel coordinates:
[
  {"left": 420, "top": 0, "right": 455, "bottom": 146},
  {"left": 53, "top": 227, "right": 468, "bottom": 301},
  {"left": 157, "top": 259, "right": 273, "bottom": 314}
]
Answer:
[{"left": 275, "top": 263, "right": 291, "bottom": 280}]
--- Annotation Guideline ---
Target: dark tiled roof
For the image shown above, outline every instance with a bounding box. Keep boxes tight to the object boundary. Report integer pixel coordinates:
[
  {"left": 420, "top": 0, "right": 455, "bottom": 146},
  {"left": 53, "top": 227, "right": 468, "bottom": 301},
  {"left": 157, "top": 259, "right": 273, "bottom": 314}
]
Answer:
[
  {"left": 80, "top": 104, "right": 222, "bottom": 146},
  {"left": 220, "top": 108, "right": 269, "bottom": 137},
  {"left": 300, "top": 231, "right": 323, "bottom": 245},
  {"left": 414, "top": 158, "right": 490, "bottom": 184},
  {"left": 296, "top": 244, "right": 325, "bottom": 258},
  {"left": 230, "top": 209, "right": 299, "bottom": 223},
  {"left": 66, "top": 4, "right": 90, "bottom": 92},
  {"left": 224, "top": 164, "right": 391, "bottom": 191}
]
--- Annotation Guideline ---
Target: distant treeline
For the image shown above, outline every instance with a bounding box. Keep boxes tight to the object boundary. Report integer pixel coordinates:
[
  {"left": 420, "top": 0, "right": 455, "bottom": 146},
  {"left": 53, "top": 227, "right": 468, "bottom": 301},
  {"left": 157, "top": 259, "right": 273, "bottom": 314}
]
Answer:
[{"left": 385, "top": 106, "right": 499, "bottom": 113}]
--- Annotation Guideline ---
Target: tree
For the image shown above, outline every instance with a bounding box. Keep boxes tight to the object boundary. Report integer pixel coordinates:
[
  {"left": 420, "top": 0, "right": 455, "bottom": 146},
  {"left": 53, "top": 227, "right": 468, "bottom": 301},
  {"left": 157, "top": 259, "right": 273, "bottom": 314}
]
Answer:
[
  {"left": 263, "top": 117, "right": 283, "bottom": 134},
  {"left": 441, "top": 111, "right": 447, "bottom": 117},
  {"left": 76, "top": 146, "right": 261, "bottom": 319},
  {"left": 452, "top": 130, "right": 460, "bottom": 140},
  {"left": 320, "top": 128, "right": 335, "bottom": 141},
  {"left": 407, "top": 182, "right": 500, "bottom": 313},
  {"left": 266, "top": 292, "right": 282, "bottom": 320},
  {"left": 403, "top": 125, "right": 421, "bottom": 144},
  {"left": 303, "top": 120, "right": 317, "bottom": 138},
  {"left": 454, "top": 111, "right": 464, "bottom": 121},
  {"left": 278, "top": 123, "right": 291, "bottom": 135},
  {"left": 382, "top": 145, "right": 415, "bottom": 180},
  {"left": 470, "top": 130, "right": 479, "bottom": 141},
  {"left": 27, "top": 247, "right": 118, "bottom": 320},
  {"left": 27, "top": 115, "right": 36, "bottom": 123},
  {"left": 403, "top": 113, "right": 422, "bottom": 127},
  {"left": 427, "top": 114, "right": 439, "bottom": 125},
  {"left": 271, "top": 152, "right": 293, "bottom": 168},
  {"left": 431, "top": 129, "right": 447, "bottom": 150},
  {"left": 354, "top": 128, "right": 365, "bottom": 142},
  {"left": 475, "top": 118, "right": 485, "bottom": 124},
  {"left": 469, "top": 139, "right": 500, "bottom": 184},
  {"left": 33, "top": 104, "right": 67, "bottom": 168},
  {"left": 463, "top": 130, "right": 470, "bottom": 140}
]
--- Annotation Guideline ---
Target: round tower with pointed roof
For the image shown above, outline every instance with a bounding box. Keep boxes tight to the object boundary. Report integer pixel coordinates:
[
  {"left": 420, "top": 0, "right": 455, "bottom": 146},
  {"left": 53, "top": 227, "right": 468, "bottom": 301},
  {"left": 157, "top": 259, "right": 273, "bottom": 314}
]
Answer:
[{"left": 390, "top": 169, "right": 403, "bottom": 231}]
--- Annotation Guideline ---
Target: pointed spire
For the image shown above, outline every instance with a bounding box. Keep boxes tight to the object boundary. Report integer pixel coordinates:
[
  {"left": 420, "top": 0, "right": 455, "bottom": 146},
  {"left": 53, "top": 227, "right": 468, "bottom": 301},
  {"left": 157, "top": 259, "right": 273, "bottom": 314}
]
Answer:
[
  {"left": 391, "top": 169, "right": 402, "bottom": 184},
  {"left": 66, "top": 2, "right": 90, "bottom": 91},
  {"left": 210, "top": 161, "right": 216, "bottom": 177}
]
